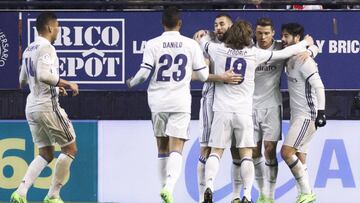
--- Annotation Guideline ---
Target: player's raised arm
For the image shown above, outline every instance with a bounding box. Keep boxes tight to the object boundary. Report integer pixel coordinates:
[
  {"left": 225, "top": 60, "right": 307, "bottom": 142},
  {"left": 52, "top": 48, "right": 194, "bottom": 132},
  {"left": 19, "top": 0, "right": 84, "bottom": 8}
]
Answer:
[
  {"left": 192, "top": 43, "right": 209, "bottom": 82},
  {"left": 296, "top": 44, "right": 320, "bottom": 63},
  {"left": 256, "top": 35, "right": 313, "bottom": 65}
]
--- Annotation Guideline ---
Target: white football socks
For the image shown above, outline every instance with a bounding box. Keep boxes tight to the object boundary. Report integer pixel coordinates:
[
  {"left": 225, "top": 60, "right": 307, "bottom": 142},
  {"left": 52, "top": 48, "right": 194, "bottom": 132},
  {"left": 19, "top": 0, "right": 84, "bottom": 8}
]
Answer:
[
  {"left": 204, "top": 153, "right": 220, "bottom": 192},
  {"left": 265, "top": 158, "right": 278, "bottom": 199},
  {"left": 231, "top": 159, "right": 242, "bottom": 200},
  {"left": 197, "top": 156, "right": 207, "bottom": 203},
  {"left": 17, "top": 155, "right": 48, "bottom": 197},
  {"left": 287, "top": 155, "right": 311, "bottom": 194},
  {"left": 164, "top": 151, "right": 182, "bottom": 194},
  {"left": 240, "top": 157, "right": 255, "bottom": 201},
  {"left": 47, "top": 153, "right": 74, "bottom": 199},
  {"left": 253, "top": 156, "right": 266, "bottom": 196},
  {"left": 158, "top": 154, "right": 169, "bottom": 188}
]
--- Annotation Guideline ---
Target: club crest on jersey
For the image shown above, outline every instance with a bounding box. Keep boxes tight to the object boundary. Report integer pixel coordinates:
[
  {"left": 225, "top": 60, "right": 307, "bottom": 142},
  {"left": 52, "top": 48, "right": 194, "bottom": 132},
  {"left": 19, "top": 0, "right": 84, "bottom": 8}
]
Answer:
[
  {"left": 0, "top": 30, "right": 9, "bottom": 68},
  {"left": 28, "top": 18, "right": 125, "bottom": 85}
]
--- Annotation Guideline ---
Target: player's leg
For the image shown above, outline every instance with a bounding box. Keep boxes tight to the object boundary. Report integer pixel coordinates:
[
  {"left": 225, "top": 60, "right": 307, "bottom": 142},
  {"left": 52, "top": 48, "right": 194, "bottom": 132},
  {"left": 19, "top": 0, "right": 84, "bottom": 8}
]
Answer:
[
  {"left": 294, "top": 152, "right": 308, "bottom": 196},
  {"left": 251, "top": 108, "right": 267, "bottom": 202},
  {"left": 235, "top": 114, "right": 256, "bottom": 202},
  {"left": 204, "top": 111, "right": 232, "bottom": 202},
  {"left": 239, "top": 147, "right": 255, "bottom": 203},
  {"left": 252, "top": 141, "right": 266, "bottom": 202},
  {"left": 255, "top": 106, "right": 282, "bottom": 202},
  {"left": 152, "top": 112, "right": 170, "bottom": 188},
  {"left": 198, "top": 95, "right": 213, "bottom": 203},
  {"left": 163, "top": 137, "right": 185, "bottom": 194},
  {"left": 11, "top": 112, "right": 53, "bottom": 203},
  {"left": 204, "top": 147, "right": 224, "bottom": 203},
  {"left": 281, "top": 117, "right": 316, "bottom": 202},
  {"left": 281, "top": 145, "right": 311, "bottom": 194},
  {"left": 198, "top": 146, "right": 211, "bottom": 203},
  {"left": 296, "top": 143, "right": 316, "bottom": 203},
  {"left": 263, "top": 140, "right": 278, "bottom": 202},
  {"left": 230, "top": 146, "right": 242, "bottom": 202},
  {"left": 157, "top": 137, "right": 169, "bottom": 188},
  {"left": 261, "top": 105, "right": 282, "bottom": 202},
  {"left": 45, "top": 108, "right": 77, "bottom": 202},
  {"left": 160, "top": 112, "right": 190, "bottom": 203}
]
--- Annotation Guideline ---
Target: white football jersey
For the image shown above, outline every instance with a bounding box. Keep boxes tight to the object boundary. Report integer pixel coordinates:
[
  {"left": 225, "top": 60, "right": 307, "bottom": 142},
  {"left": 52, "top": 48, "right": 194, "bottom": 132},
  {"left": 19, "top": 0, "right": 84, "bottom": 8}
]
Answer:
[
  {"left": 253, "top": 41, "right": 285, "bottom": 109},
  {"left": 201, "top": 32, "right": 220, "bottom": 101},
  {"left": 286, "top": 57, "right": 319, "bottom": 120},
  {"left": 142, "top": 31, "right": 208, "bottom": 113},
  {"left": 20, "top": 36, "right": 60, "bottom": 113},
  {"left": 202, "top": 41, "right": 275, "bottom": 115}
]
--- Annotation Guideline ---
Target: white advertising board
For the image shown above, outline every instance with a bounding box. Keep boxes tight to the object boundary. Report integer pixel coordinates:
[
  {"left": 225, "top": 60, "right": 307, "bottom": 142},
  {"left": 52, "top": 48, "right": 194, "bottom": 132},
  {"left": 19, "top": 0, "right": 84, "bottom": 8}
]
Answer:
[{"left": 98, "top": 120, "right": 360, "bottom": 203}]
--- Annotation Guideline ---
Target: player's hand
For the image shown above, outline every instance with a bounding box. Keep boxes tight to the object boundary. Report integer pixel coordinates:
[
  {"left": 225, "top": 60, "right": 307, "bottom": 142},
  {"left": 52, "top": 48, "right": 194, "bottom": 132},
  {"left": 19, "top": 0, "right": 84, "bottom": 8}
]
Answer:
[
  {"left": 315, "top": 110, "right": 326, "bottom": 129},
  {"left": 193, "top": 30, "right": 207, "bottom": 40},
  {"left": 59, "top": 87, "right": 68, "bottom": 96},
  {"left": 304, "top": 35, "right": 314, "bottom": 46},
  {"left": 295, "top": 51, "right": 310, "bottom": 63},
  {"left": 193, "top": 30, "right": 207, "bottom": 43},
  {"left": 126, "top": 77, "right": 133, "bottom": 88},
  {"left": 69, "top": 83, "right": 79, "bottom": 96},
  {"left": 204, "top": 58, "right": 210, "bottom": 66},
  {"left": 222, "top": 68, "right": 243, "bottom": 84}
]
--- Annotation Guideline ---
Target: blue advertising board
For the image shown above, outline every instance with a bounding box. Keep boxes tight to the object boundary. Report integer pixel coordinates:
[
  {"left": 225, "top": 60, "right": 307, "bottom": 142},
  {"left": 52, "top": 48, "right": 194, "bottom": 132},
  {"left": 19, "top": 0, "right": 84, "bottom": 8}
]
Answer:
[
  {"left": 0, "top": 12, "right": 19, "bottom": 89},
  {"left": 0, "top": 120, "right": 98, "bottom": 202},
  {"left": 21, "top": 11, "right": 360, "bottom": 90}
]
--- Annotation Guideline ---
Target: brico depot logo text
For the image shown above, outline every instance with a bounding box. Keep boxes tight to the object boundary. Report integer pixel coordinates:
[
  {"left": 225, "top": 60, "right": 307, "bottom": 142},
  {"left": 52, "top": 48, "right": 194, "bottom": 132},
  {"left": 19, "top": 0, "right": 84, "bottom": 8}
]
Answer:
[{"left": 28, "top": 18, "right": 125, "bottom": 84}]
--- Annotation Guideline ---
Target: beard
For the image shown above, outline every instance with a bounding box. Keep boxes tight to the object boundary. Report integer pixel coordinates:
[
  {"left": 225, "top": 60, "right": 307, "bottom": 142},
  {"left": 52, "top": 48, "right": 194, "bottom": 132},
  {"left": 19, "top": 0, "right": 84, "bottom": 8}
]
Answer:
[{"left": 216, "top": 33, "right": 225, "bottom": 42}]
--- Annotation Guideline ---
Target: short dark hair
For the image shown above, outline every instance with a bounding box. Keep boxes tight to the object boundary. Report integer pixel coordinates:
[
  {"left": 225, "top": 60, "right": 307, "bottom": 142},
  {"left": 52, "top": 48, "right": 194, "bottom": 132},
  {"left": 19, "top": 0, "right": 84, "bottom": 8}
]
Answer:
[
  {"left": 224, "top": 20, "right": 253, "bottom": 50},
  {"left": 281, "top": 23, "right": 304, "bottom": 40},
  {"left": 162, "top": 7, "right": 181, "bottom": 29},
  {"left": 215, "top": 13, "right": 233, "bottom": 23},
  {"left": 256, "top": 17, "right": 274, "bottom": 30},
  {"left": 36, "top": 11, "right": 57, "bottom": 33}
]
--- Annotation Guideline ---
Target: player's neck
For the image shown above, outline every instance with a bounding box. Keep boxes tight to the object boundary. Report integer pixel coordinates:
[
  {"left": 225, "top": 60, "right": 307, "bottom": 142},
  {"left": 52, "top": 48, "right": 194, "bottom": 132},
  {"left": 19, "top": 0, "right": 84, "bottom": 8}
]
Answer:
[
  {"left": 164, "top": 26, "right": 180, "bottom": 32},
  {"left": 38, "top": 33, "right": 52, "bottom": 43}
]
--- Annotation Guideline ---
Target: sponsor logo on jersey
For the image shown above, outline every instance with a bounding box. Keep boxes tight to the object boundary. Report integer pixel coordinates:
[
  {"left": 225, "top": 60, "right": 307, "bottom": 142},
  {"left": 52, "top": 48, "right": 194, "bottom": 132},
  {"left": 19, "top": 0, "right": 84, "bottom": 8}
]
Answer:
[
  {"left": 256, "top": 64, "right": 276, "bottom": 72},
  {"left": 28, "top": 18, "right": 125, "bottom": 84}
]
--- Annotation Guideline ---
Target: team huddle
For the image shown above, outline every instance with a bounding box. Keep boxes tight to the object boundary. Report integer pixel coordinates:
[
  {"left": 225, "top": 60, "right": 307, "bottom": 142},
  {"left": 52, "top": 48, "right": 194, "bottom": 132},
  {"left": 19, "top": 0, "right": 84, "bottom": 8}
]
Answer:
[
  {"left": 128, "top": 7, "right": 326, "bottom": 203},
  {"left": 10, "top": 7, "right": 326, "bottom": 203}
]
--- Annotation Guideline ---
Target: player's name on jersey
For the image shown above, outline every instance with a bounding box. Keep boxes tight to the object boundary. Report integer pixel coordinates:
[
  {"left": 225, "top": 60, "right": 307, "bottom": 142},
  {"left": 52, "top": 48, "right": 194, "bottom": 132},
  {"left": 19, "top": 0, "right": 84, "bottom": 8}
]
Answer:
[
  {"left": 226, "top": 48, "right": 247, "bottom": 56},
  {"left": 316, "top": 40, "right": 360, "bottom": 54},
  {"left": 163, "top": 41, "right": 183, "bottom": 48}
]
